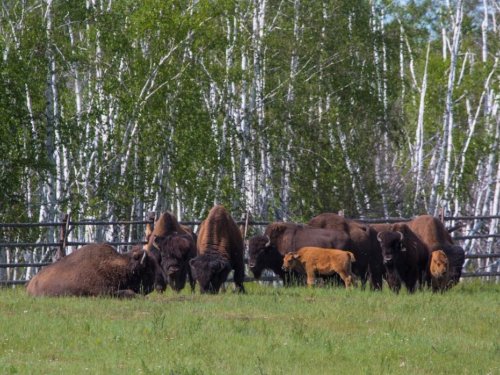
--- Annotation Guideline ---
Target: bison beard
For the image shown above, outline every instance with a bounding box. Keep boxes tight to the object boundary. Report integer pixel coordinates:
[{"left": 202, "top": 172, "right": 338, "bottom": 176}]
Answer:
[
  {"left": 153, "top": 233, "right": 196, "bottom": 293},
  {"left": 26, "top": 244, "right": 167, "bottom": 298},
  {"left": 189, "top": 251, "right": 231, "bottom": 294}
]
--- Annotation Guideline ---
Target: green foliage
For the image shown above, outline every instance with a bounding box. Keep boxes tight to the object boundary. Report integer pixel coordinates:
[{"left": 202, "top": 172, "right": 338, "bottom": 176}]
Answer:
[
  {"left": 0, "top": 282, "right": 499, "bottom": 374},
  {"left": 0, "top": 0, "right": 498, "bottom": 222}
]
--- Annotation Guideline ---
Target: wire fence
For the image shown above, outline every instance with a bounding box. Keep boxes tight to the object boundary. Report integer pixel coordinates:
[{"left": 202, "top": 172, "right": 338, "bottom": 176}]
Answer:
[{"left": 0, "top": 213, "right": 499, "bottom": 285}]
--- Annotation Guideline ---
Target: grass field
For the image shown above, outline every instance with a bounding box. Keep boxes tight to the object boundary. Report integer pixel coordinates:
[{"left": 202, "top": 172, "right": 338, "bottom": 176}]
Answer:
[{"left": 0, "top": 281, "right": 499, "bottom": 374}]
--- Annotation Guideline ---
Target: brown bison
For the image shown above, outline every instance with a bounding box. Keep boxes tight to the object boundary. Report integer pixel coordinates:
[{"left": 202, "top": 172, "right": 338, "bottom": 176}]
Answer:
[
  {"left": 26, "top": 244, "right": 167, "bottom": 297},
  {"left": 248, "top": 222, "right": 353, "bottom": 286},
  {"left": 282, "top": 247, "right": 357, "bottom": 288},
  {"left": 429, "top": 250, "right": 450, "bottom": 293},
  {"left": 308, "top": 213, "right": 385, "bottom": 289},
  {"left": 147, "top": 211, "right": 197, "bottom": 292},
  {"left": 376, "top": 223, "right": 429, "bottom": 293},
  {"left": 190, "top": 205, "right": 246, "bottom": 294},
  {"left": 152, "top": 233, "right": 197, "bottom": 292},
  {"left": 406, "top": 215, "right": 465, "bottom": 286}
]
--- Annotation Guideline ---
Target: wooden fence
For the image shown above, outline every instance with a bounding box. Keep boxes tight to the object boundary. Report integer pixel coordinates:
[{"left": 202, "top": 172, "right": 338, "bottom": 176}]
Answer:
[{"left": 1, "top": 213, "right": 499, "bottom": 286}]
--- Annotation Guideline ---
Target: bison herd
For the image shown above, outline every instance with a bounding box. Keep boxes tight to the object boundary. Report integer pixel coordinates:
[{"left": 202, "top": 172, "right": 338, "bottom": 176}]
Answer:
[{"left": 26, "top": 205, "right": 466, "bottom": 297}]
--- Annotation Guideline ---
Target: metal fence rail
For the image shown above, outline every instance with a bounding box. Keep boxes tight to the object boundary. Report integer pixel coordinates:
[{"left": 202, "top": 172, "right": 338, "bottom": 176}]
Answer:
[{"left": 1, "top": 213, "right": 499, "bottom": 286}]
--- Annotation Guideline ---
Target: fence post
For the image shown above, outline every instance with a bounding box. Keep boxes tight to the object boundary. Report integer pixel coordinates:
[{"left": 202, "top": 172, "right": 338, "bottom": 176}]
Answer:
[{"left": 55, "top": 213, "right": 70, "bottom": 261}]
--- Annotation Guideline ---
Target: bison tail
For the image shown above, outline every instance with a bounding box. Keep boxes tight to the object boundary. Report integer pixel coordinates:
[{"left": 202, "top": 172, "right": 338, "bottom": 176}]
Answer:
[{"left": 348, "top": 252, "right": 356, "bottom": 262}]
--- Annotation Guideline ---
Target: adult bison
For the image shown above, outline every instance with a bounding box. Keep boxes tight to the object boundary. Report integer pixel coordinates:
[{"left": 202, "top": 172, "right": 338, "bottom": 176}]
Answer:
[
  {"left": 406, "top": 215, "right": 465, "bottom": 287},
  {"left": 190, "top": 205, "right": 246, "bottom": 294},
  {"left": 308, "top": 213, "right": 385, "bottom": 289},
  {"left": 26, "top": 244, "right": 167, "bottom": 297},
  {"left": 152, "top": 233, "right": 197, "bottom": 292},
  {"left": 371, "top": 215, "right": 466, "bottom": 288},
  {"left": 248, "top": 221, "right": 380, "bottom": 288},
  {"left": 376, "top": 223, "right": 429, "bottom": 293},
  {"left": 147, "top": 211, "right": 197, "bottom": 292}
]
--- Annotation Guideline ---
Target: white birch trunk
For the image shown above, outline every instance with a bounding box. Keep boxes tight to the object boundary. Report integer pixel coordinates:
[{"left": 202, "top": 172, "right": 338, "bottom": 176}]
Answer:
[
  {"left": 413, "top": 42, "right": 431, "bottom": 210},
  {"left": 430, "top": 0, "right": 463, "bottom": 214}
]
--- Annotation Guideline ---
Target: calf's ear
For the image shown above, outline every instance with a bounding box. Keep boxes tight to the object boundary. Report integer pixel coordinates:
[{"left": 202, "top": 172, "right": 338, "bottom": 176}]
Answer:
[{"left": 292, "top": 254, "right": 299, "bottom": 259}]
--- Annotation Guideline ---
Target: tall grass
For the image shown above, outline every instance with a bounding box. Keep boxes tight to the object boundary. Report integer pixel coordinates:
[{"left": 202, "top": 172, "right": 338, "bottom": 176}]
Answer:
[{"left": 0, "top": 281, "right": 498, "bottom": 374}]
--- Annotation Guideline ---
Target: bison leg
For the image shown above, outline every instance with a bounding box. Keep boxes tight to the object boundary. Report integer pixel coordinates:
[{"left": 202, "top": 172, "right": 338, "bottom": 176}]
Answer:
[
  {"left": 187, "top": 268, "right": 196, "bottom": 293},
  {"left": 232, "top": 265, "right": 246, "bottom": 294},
  {"left": 306, "top": 273, "right": 316, "bottom": 287}
]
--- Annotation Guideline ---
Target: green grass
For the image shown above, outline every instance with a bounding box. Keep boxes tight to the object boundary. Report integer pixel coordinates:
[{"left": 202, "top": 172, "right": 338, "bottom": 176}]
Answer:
[{"left": 0, "top": 281, "right": 499, "bottom": 374}]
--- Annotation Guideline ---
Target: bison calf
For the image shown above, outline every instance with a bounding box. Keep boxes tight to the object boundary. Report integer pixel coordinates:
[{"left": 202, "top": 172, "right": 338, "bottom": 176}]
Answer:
[
  {"left": 282, "top": 247, "right": 356, "bottom": 288},
  {"left": 429, "top": 250, "right": 450, "bottom": 293}
]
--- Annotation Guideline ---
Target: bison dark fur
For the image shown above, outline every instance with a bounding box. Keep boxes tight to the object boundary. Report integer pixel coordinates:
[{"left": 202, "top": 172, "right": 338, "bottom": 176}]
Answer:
[
  {"left": 153, "top": 233, "right": 197, "bottom": 292},
  {"left": 189, "top": 250, "right": 232, "bottom": 294},
  {"left": 26, "top": 244, "right": 167, "bottom": 297},
  {"left": 377, "top": 223, "right": 429, "bottom": 293}
]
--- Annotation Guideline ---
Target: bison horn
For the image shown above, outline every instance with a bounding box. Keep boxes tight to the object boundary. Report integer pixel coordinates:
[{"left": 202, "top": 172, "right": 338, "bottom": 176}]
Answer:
[
  {"left": 397, "top": 231, "right": 404, "bottom": 242},
  {"left": 152, "top": 235, "right": 161, "bottom": 251},
  {"left": 264, "top": 235, "right": 271, "bottom": 247},
  {"left": 140, "top": 250, "right": 147, "bottom": 264},
  {"left": 377, "top": 232, "right": 383, "bottom": 242}
]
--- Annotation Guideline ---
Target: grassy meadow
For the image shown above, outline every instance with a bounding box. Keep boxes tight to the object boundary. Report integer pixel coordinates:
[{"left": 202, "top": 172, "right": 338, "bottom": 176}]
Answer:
[{"left": 0, "top": 281, "right": 499, "bottom": 375}]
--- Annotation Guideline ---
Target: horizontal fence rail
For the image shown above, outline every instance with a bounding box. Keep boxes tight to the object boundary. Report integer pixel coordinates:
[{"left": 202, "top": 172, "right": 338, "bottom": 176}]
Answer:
[{"left": 1, "top": 213, "right": 499, "bottom": 286}]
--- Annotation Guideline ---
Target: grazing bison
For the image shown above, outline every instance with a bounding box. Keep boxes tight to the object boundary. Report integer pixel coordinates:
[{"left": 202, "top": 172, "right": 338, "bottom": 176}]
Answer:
[
  {"left": 248, "top": 222, "right": 353, "bottom": 285},
  {"left": 376, "top": 223, "right": 429, "bottom": 293},
  {"left": 26, "top": 244, "right": 167, "bottom": 297},
  {"left": 153, "top": 233, "right": 197, "bottom": 292},
  {"left": 429, "top": 250, "right": 450, "bottom": 293},
  {"left": 189, "top": 250, "right": 232, "bottom": 294},
  {"left": 308, "top": 213, "right": 385, "bottom": 289},
  {"left": 407, "top": 215, "right": 465, "bottom": 287},
  {"left": 282, "top": 247, "right": 357, "bottom": 288},
  {"left": 191, "top": 205, "right": 246, "bottom": 294}
]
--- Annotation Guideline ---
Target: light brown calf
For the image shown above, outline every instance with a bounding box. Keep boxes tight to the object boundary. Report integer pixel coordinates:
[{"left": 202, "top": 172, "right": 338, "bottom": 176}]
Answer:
[
  {"left": 429, "top": 250, "right": 449, "bottom": 292},
  {"left": 282, "top": 247, "right": 357, "bottom": 288}
]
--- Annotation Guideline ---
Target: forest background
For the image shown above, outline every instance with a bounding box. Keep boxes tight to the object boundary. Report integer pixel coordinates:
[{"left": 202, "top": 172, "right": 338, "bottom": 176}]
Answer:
[{"left": 0, "top": 0, "right": 498, "bottom": 237}]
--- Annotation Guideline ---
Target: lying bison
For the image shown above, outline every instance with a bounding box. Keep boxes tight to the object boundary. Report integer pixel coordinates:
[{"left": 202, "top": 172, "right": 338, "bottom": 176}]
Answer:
[
  {"left": 376, "top": 223, "right": 429, "bottom": 293},
  {"left": 26, "top": 244, "right": 167, "bottom": 297},
  {"left": 190, "top": 205, "right": 246, "bottom": 294},
  {"left": 248, "top": 222, "right": 353, "bottom": 286},
  {"left": 282, "top": 247, "right": 357, "bottom": 288}
]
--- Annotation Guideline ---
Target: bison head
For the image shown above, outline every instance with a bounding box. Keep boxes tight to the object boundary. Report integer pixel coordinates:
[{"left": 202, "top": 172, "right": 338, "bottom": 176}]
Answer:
[
  {"left": 248, "top": 234, "right": 278, "bottom": 279},
  {"left": 281, "top": 252, "right": 302, "bottom": 272},
  {"left": 128, "top": 247, "right": 167, "bottom": 294},
  {"left": 377, "top": 230, "right": 405, "bottom": 265},
  {"left": 153, "top": 233, "right": 196, "bottom": 292},
  {"left": 189, "top": 251, "right": 231, "bottom": 294}
]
